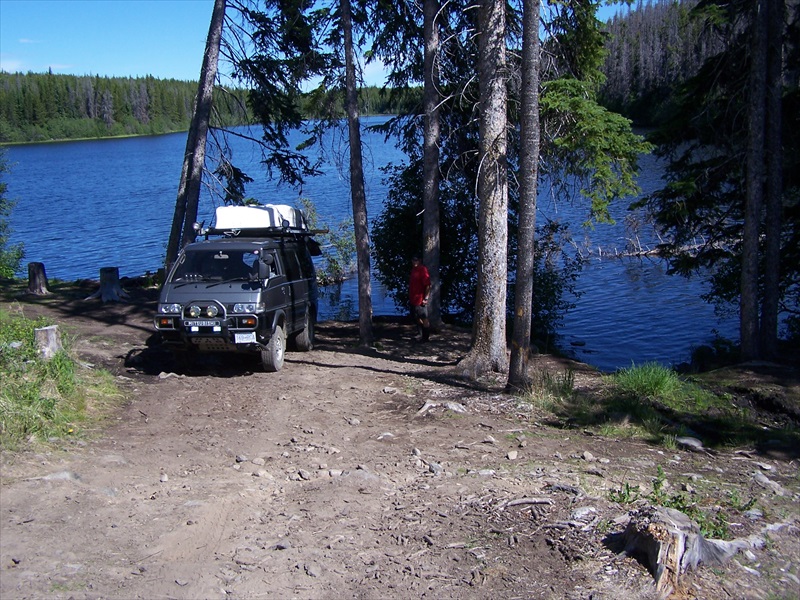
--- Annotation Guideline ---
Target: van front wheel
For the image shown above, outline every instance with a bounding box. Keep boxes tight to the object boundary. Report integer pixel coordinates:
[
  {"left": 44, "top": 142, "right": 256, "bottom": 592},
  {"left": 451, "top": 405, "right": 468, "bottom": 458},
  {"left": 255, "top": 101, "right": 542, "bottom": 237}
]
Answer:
[{"left": 261, "top": 325, "right": 285, "bottom": 372}]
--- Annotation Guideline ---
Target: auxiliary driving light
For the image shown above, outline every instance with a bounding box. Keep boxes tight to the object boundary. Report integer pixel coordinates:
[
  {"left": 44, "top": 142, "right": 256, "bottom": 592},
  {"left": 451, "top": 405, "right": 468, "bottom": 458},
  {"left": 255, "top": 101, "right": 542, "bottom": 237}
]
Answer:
[{"left": 188, "top": 305, "right": 202, "bottom": 318}]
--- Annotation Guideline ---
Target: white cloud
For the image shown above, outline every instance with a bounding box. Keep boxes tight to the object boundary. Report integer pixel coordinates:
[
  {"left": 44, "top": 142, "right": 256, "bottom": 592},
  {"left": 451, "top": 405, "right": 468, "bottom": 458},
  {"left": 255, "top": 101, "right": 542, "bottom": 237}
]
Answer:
[
  {"left": 362, "top": 59, "right": 388, "bottom": 88},
  {"left": 0, "top": 55, "right": 25, "bottom": 72},
  {"left": 18, "top": 38, "right": 41, "bottom": 44}
]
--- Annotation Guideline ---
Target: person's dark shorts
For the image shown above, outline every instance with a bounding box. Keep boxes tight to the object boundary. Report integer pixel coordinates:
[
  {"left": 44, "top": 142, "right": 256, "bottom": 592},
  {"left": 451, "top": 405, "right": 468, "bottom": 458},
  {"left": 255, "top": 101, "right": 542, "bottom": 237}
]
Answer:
[{"left": 413, "top": 304, "right": 428, "bottom": 320}]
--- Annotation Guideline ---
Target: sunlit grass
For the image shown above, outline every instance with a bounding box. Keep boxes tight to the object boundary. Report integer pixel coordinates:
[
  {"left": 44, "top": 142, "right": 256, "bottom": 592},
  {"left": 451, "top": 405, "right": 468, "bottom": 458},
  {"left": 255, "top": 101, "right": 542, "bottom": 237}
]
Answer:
[
  {"left": 515, "top": 360, "right": 794, "bottom": 449},
  {"left": 518, "top": 367, "right": 577, "bottom": 413},
  {"left": 0, "top": 308, "right": 124, "bottom": 450}
]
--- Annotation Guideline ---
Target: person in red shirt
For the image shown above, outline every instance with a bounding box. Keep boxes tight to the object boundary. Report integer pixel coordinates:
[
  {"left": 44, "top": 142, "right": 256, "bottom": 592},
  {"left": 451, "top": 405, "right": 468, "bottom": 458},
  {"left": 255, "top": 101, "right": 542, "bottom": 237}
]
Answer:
[{"left": 409, "top": 256, "right": 431, "bottom": 342}]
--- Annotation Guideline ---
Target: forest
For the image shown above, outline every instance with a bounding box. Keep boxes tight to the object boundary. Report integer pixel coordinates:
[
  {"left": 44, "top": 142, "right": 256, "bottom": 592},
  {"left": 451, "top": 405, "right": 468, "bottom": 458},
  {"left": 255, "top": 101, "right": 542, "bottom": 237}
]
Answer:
[
  {"left": 599, "top": 0, "right": 730, "bottom": 124},
  {"left": 0, "top": 71, "right": 414, "bottom": 144}
]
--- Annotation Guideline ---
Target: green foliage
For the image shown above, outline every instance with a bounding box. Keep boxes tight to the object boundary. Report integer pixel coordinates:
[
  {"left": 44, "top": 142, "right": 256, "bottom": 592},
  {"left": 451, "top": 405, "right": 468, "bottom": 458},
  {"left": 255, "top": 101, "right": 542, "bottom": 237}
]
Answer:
[
  {"left": 599, "top": 0, "right": 728, "bottom": 126},
  {"left": 609, "top": 465, "right": 758, "bottom": 539},
  {"left": 298, "top": 198, "right": 356, "bottom": 284},
  {"left": 370, "top": 0, "right": 643, "bottom": 335},
  {"left": 518, "top": 367, "right": 577, "bottom": 413},
  {"left": 0, "top": 72, "right": 250, "bottom": 143},
  {"left": 0, "top": 310, "right": 77, "bottom": 448},
  {"left": 509, "top": 220, "right": 585, "bottom": 343},
  {"left": 539, "top": 78, "right": 653, "bottom": 224},
  {"left": 611, "top": 361, "right": 684, "bottom": 401},
  {"left": 608, "top": 481, "right": 641, "bottom": 504},
  {"left": 372, "top": 156, "right": 480, "bottom": 318},
  {"left": 0, "top": 150, "right": 24, "bottom": 278},
  {"left": 0, "top": 308, "right": 124, "bottom": 450},
  {"left": 634, "top": 3, "right": 800, "bottom": 334},
  {"left": 610, "top": 361, "right": 719, "bottom": 415}
]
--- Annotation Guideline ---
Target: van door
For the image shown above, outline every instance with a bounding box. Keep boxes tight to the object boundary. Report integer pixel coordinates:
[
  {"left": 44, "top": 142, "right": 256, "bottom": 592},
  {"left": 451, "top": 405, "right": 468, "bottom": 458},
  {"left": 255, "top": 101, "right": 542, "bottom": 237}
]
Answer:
[{"left": 279, "top": 245, "right": 309, "bottom": 333}]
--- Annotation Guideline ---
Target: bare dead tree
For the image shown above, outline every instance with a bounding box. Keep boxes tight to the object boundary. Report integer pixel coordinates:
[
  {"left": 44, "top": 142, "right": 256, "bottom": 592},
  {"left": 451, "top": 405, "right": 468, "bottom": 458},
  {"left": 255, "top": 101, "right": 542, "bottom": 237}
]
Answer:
[{"left": 165, "top": 0, "right": 226, "bottom": 269}]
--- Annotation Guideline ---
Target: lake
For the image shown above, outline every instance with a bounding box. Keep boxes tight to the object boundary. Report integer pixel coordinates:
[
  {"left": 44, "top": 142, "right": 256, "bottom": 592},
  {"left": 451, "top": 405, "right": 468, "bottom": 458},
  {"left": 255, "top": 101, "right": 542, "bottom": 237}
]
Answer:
[{"left": 3, "top": 118, "right": 738, "bottom": 371}]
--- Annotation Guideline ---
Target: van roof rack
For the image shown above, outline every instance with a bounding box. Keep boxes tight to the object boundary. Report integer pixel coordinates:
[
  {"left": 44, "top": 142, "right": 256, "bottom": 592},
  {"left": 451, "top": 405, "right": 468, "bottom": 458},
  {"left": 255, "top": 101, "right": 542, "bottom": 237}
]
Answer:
[{"left": 194, "top": 204, "right": 327, "bottom": 240}]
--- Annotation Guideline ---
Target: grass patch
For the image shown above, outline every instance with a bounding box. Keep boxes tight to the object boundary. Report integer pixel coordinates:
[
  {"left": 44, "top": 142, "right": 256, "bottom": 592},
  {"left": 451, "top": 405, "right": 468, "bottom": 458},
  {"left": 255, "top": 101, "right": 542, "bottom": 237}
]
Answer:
[
  {"left": 525, "top": 361, "right": 799, "bottom": 450},
  {"left": 608, "top": 466, "right": 756, "bottom": 540},
  {"left": 518, "top": 367, "right": 576, "bottom": 412},
  {"left": 0, "top": 307, "right": 123, "bottom": 450}
]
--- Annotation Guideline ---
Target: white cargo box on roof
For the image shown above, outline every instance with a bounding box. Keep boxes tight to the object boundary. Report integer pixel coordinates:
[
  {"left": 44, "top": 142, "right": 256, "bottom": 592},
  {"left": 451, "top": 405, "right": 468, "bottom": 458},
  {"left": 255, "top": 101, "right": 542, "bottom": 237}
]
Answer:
[{"left": 213, "top": 204, "right": 307, "bottom": 231}]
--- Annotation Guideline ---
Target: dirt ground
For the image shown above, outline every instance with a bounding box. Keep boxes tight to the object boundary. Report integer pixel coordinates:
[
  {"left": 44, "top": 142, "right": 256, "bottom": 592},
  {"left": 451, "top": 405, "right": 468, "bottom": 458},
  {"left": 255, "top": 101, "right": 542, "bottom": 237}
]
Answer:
[{"left": 1, "top": 284, "right": 799, "bottom": 600}]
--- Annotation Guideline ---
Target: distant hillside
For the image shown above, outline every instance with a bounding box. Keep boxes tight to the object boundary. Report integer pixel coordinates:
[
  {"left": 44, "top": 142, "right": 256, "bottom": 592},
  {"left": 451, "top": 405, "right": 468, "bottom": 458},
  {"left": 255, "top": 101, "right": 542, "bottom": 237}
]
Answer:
[
  {"left": 0, "top": 72, "right": 250, "bottom": 144},
  {"left": 600, "top": 0, "right": 728, "bottom": 125},
  {"left": 0, "top": 71, "right": 417, "bottom": 145}
]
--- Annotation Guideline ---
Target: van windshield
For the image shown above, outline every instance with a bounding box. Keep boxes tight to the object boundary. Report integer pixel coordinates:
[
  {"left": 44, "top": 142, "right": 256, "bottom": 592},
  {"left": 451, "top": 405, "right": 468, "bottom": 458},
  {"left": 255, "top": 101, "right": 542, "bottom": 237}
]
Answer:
[{"left": 171, "top": 249, "right": 259, "bottom": 282}]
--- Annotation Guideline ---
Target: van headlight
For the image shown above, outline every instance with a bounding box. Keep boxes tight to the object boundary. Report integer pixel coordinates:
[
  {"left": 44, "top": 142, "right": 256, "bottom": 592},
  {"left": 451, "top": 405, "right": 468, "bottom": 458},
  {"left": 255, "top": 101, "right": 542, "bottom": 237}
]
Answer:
[
  {"left": 232, "top": 302, "right": 264, "bottom": 314},
  {"left": 159, "top": 303, "right": 182, "bottom": 314}
]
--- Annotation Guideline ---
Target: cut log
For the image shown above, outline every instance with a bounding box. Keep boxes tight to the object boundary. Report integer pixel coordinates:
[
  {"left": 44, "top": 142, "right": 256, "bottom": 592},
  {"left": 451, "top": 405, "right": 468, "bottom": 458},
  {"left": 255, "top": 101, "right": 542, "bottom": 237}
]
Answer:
[
  {"left": 34, "top": 325, "right": 62, "bottom": 360},
  {"left": 85, "top": 267, "right": 129, "bottom": 303},
  {"left": 620, "top": 506, "right": 761, "bottom": 597},
  {"left": 27, "top": 262, "right": 50, "bottom": 295}
]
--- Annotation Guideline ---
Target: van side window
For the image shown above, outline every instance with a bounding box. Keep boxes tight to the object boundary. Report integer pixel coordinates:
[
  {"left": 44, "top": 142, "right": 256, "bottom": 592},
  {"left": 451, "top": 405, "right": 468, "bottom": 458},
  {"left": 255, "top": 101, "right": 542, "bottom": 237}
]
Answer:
[
  {"left": 298, "top": 247, "right": 315, "bottom": 279},
  {"left": 282, "top": 249, "right": 303, "bottom": 282}
]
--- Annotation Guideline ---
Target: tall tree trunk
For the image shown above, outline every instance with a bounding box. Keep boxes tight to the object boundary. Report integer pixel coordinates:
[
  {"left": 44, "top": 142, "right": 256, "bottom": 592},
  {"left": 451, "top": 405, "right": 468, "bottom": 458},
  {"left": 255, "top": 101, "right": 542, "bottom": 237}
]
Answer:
[
  {"left": 508, "top": 0, "right": 542, "bottom": 391},
  {"left": 760, "top": 0, "right": 784, "bottom": 359},
  {"left": 741, "top": 0, "right": 768, "bottom": 361},
  {"left": 341, "top": 0, "right": 373, "bottom": 347},
  {"left": 165, "top": 0, "right": 226, "bottom": 269},
  {"left": 459, "top": 0, "right": 509, "bottom": 377},
  {"left": 422, "top": 0, "right": 442, "bottom": 329}
]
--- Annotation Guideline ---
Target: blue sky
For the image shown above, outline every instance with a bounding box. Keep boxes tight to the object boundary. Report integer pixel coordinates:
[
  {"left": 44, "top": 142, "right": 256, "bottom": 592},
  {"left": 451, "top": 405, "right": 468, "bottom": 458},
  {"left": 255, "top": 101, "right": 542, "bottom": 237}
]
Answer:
[
  {"left": 1, "top": 0, "right": 623, "bottom": 85},
  {"left": 1, "top": 0, "right": 217, "bottom": 81}
]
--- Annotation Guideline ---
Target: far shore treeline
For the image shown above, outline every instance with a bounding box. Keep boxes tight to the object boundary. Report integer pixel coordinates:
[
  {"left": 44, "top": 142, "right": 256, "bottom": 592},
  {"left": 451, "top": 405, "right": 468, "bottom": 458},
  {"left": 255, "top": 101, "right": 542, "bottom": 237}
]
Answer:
[{"left": 0, "top": 72, "right": 411, "bottom": 144}]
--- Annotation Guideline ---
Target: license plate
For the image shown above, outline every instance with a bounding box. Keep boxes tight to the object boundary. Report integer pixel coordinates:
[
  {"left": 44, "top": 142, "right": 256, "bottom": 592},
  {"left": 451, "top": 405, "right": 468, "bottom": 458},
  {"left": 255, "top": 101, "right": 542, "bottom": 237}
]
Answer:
[
  {"left": 235, "top": 332, "right": 257, "bottom": 344},
  {"left": 186, "top": 320, "right": 219, "bottom": 327}
]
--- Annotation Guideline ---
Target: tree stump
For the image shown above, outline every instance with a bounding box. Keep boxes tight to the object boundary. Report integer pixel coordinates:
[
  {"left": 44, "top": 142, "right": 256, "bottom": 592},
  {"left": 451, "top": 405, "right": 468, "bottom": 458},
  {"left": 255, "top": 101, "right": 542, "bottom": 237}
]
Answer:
[
  {"left": 620, "top": 506, "right": 759, "bottom": 597},
  {"left": 34, "top": 325, "right": 62, "bottom": 360},
  {"left": 85, "top": 267, "right": 130, "bottom": 303},
  {"left": 27, "top": 262, "right": 50, "bottom": 295}
]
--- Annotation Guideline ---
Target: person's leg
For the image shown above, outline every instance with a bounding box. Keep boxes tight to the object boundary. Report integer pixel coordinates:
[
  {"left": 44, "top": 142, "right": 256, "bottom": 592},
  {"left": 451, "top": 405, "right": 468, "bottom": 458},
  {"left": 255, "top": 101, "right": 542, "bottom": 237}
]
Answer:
[{"left": 419, "top": 306, "right": 430, "bottom": 341}]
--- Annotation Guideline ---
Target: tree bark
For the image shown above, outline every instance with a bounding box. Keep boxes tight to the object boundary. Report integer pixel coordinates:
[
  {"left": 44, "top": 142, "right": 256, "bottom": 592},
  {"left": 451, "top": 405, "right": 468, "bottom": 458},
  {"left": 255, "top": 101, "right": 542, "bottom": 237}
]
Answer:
[
  {"left": 165, "top": 0, "right": 226, "bottom": 269},
  {"left": 341, "top": 0, "right": 373, "bottom": 347},
  {"left": 26, "top": 262, "right": 50, "bottom": 296},
  {"left": 760, "top": 0, "right": 784, "bottom": 359},
  {"left": 508, "top": 0, "right": 542, "bottom": 391},
  {"left": 34, "top": 325, "right": 62, "bottom": 360},
  {"left": 741, "top": 0, "right": 768, "bottom": 361},
  {"left": 85, "top": 267, "right": 129, "bottom": 303},
  {"left": 422, "top": 0, "right": 442, "bottom": 329},
  {"left": 459, "top": 0, "right": 509, "bottom": 377}
]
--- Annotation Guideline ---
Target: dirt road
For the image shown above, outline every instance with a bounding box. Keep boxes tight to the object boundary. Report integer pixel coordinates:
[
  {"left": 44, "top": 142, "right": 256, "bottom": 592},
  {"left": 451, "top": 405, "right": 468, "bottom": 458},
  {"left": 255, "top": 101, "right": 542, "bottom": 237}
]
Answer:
[{"left": 1, "top": 288, "right": 798, "bottom": 599}]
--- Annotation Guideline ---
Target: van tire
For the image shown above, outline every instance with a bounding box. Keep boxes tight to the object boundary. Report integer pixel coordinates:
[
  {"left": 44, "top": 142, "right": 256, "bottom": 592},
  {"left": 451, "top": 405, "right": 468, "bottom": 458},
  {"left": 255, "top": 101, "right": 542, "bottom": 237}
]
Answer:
[
  {"left": 293, "top": 309, "right": 315, "bottom": 352},
  {"left": 261, "top": 325, "right": 285, "bottom": 372}
]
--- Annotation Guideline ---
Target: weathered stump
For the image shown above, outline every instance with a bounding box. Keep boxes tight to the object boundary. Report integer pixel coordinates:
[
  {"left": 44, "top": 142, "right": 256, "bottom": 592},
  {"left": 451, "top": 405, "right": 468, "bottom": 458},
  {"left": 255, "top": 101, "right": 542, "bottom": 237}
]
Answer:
[
  {"left": 34, "top": 325, "right": 62, "bottom": 360},
  {"left": 27, "top": 262, "right": 50, "bottom": 295},
  {"left": 85, "top": 266, "right": 129, "bottom": 303},
  {"left": 621, "top": 506, "right": 760, "bottom": 597}
]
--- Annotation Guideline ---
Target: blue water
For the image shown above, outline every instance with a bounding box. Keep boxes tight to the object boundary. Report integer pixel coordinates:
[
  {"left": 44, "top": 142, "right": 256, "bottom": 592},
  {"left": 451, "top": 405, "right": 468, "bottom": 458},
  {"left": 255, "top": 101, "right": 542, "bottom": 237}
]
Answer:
[{"left": 3, "top": 120, "right": 738, "bottom": 371}]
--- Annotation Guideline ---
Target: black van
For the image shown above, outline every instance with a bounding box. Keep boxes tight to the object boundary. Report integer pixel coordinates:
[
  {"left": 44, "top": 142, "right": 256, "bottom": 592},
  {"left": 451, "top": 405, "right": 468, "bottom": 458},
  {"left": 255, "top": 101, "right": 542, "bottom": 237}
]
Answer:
[{"left": 154, "top": 206, "right": 320, "bottom": 372}]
